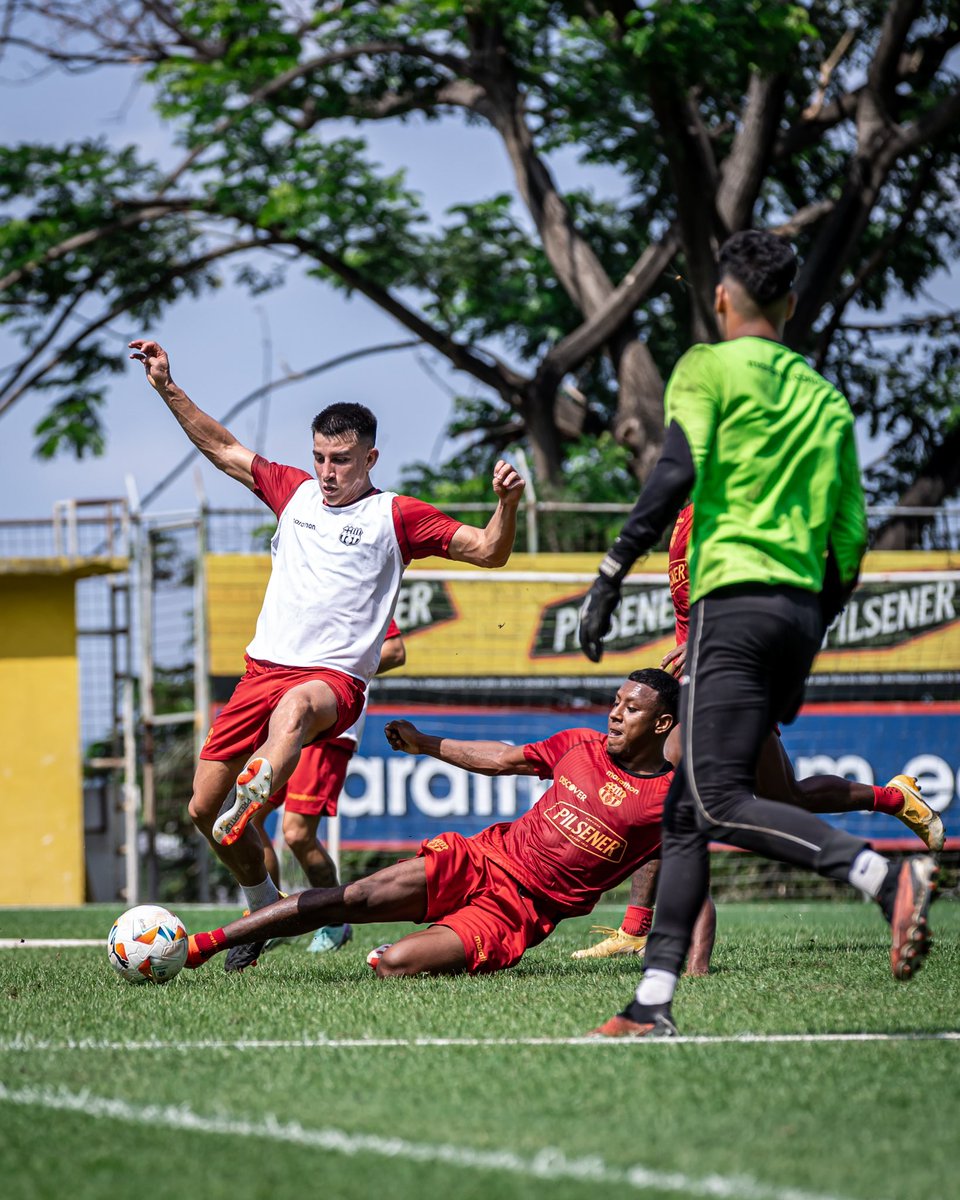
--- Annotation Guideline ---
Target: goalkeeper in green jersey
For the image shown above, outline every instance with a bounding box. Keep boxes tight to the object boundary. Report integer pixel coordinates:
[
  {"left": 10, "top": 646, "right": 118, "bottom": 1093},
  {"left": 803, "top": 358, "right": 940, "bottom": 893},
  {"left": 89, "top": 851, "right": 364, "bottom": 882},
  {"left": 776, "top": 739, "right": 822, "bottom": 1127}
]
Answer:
[{"left": 578, "top": 230, "right": 939, "bottom": 1039}]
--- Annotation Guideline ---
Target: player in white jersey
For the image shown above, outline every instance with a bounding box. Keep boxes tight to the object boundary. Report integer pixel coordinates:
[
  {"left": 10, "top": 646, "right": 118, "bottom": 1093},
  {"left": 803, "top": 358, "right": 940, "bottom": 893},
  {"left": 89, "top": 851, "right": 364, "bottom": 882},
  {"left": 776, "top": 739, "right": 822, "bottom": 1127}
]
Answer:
[{"left": 129, "top": 339, "right": 525, "bottom": 940}]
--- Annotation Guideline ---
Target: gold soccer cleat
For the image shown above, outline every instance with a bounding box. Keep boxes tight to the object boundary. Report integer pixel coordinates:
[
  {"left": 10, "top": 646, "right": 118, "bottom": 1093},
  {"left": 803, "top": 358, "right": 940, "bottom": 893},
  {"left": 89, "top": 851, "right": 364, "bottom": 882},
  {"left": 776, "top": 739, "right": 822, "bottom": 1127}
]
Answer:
[
  {"left": 886, "top": 775, "right": 945, "bottom": 852},
  {"left": 571, "top": 925, "right": 647, "bottom": 960}
]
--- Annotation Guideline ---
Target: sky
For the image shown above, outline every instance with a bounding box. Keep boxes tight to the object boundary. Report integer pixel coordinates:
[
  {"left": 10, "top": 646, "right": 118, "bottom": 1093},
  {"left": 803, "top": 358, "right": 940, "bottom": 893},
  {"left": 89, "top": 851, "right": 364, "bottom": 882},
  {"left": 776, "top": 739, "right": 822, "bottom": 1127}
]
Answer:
[
  {"left": 0, "top": 57, "right": 549, "bottom": 520},
  {"left": 2, "top": 46, "right": 957, "bottom": 522}
]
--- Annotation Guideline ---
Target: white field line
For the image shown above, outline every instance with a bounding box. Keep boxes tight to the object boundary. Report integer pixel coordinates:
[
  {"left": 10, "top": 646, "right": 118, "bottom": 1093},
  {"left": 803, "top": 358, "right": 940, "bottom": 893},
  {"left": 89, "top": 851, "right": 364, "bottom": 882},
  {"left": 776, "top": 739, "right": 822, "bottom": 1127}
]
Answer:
[
  {"left": 0, "top": 939, "right": 100, "bottom": 948},
  {"left": 0, "top": 1080, "right": 867, "bottom": 1200},
  {"left": 1, "top": 1032, "right": 958, "bottom": 1051}
]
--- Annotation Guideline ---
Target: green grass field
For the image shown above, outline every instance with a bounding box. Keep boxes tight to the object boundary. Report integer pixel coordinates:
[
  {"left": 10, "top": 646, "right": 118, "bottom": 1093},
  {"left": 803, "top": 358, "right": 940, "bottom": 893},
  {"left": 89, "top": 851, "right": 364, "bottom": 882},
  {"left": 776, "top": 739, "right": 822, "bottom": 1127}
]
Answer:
[{"left": 1, "top": 899, "right": 958, "bottom": 1200}]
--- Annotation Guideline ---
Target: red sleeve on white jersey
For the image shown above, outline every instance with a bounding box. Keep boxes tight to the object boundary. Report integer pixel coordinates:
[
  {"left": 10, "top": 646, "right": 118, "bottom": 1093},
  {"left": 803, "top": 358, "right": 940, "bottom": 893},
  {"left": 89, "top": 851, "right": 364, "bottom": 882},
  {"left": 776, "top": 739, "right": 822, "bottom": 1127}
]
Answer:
[
  {"left": 251, "top": 456, "right": 313, "bottom": 518},
  {"left": 521, "top": 729, "right": 604, "bottom": 780},
  {"left": 384, "top": 619, "right": 401, "bottom": 640},
  {"left": 392, "top": 495, "right": 463, "bottom": 564},
  {"left": 668, "top": 503, "right": 693, "bottom": 645}
]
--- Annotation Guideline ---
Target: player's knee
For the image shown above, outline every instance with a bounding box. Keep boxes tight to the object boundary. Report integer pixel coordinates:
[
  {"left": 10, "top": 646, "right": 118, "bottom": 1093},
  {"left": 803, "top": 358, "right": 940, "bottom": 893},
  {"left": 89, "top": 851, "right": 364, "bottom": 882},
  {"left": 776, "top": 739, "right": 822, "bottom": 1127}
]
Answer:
[
  {"left": 283, "top": 823, "right": 315, "bottom": 857},
  {"left": 188, "top": 795, "right": 216, "bottom": 835},
  {"left": 375, "top": 943, "right": 421, "bottom": 977}
]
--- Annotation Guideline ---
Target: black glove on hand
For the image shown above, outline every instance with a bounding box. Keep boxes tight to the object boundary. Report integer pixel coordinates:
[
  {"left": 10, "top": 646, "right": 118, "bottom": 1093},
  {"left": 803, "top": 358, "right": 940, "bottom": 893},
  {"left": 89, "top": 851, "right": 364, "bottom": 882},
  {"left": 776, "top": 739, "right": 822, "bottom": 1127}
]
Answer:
[{"left": 578, "top": 560, "right": 626, "bottom": 662}]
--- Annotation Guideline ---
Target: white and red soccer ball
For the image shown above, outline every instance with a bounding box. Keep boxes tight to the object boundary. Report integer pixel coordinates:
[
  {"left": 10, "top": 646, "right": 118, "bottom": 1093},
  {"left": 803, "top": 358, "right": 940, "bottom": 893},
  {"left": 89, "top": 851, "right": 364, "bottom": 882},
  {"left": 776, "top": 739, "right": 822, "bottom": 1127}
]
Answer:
[
  {"left": 107, "top": 904, "right": 188, "bottom": 984},
  {"left": 366, "top": 943, "right": 392, "bottom": 970}
]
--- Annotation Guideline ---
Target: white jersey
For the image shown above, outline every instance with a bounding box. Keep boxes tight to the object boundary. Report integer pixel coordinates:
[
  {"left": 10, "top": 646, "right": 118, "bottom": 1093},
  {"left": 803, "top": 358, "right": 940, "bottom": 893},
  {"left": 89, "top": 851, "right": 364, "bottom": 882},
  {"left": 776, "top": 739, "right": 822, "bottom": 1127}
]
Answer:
[
  {"left": 247, "top": 485, "right": 403, "bottom": 681},
  {"left": 245, "top": 458, "right": 460, "bottom": 683}
]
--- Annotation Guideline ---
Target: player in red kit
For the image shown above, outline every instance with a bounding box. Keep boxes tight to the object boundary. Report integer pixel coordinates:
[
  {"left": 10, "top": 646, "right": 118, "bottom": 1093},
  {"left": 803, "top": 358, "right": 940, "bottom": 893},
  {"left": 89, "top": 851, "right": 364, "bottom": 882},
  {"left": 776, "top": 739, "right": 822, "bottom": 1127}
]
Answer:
[
  {"left": 573, "top": 502, "right": 943, "bottom": 961},
  {"left": 128, "top": 339, "right": 524, "bottom": 963},
  {"left": 184, "top": 669, "right": 714, "bottom": 976},
  {"left": 250, "top": 621, "right": 406, "bottom": 963}
]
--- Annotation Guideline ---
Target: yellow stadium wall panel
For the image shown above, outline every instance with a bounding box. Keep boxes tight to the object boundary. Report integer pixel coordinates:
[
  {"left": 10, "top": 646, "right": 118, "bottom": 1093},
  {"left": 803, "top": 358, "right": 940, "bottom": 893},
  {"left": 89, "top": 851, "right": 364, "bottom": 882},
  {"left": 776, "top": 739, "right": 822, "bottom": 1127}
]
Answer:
[{"left": 0, "top": 574, "right": 84, "bottom": 904}]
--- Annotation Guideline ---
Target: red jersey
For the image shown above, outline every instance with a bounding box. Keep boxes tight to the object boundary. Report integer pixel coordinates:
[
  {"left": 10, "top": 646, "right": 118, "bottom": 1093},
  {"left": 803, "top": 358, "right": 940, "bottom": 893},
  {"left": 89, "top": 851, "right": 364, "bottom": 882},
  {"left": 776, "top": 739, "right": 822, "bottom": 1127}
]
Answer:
[
  {"left": 668, "top": 504, "right": 694, "bottom": 645},
  {"left": 472, "top": 729, "right": 671, "bottom": 917}
]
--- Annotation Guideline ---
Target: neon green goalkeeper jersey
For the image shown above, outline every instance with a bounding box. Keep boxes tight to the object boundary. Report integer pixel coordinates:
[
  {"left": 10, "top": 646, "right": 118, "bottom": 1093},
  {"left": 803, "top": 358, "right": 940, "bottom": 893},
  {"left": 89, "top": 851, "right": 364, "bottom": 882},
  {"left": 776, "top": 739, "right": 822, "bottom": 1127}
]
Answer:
[{"left": 665, "top": 336, "right": 868, "bottom": 603}]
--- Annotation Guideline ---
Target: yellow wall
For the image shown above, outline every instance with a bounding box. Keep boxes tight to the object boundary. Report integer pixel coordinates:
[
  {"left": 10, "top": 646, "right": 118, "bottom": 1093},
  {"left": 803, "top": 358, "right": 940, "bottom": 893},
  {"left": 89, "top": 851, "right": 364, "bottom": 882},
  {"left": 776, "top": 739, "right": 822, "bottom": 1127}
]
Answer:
[{"left": 0, "top": 576, "right": 84, "bottom": 904}]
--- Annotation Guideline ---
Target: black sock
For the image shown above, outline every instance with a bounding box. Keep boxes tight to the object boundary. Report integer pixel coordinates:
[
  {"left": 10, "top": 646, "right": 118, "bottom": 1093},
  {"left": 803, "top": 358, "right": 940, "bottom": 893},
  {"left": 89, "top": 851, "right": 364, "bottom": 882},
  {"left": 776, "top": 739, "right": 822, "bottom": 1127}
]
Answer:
[{"left": 876, "top": 861, "right": 901, "bottom": 923}]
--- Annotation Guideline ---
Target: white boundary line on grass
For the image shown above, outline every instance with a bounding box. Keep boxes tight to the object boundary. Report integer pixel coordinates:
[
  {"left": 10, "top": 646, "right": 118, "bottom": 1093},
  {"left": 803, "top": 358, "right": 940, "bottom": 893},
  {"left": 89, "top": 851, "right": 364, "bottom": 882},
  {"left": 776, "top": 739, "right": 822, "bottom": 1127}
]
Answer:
[
  {"left": 0, "top": 1080, "right": 866, "bottom": 1200},
  {"left": 0, "top": 939, "right": 99, "bottom": 947},
  {"left": 1, "top": 1032, "right": 958, "bottom": 1051}
]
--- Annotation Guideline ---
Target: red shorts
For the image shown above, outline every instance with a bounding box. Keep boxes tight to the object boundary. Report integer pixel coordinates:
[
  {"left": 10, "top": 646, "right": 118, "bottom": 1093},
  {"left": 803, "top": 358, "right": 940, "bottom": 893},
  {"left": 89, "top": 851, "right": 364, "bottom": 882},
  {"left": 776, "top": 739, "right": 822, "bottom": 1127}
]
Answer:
[
  {"left": 201, "top": 656, "right": 365, "bottom": 763},
  {"left": 418, "top": 830, "right": 563, "bottom": 974},
  {"left": 273, "top": 741, "right": 353, "bottom": 817}
]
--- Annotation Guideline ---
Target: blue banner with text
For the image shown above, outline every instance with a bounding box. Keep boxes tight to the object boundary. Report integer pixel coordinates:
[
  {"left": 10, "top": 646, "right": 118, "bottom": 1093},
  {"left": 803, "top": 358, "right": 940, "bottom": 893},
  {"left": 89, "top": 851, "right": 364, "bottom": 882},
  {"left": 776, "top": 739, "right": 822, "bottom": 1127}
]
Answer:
[{"left": 334, "top": 704, "right": 960, "bottom": 850}]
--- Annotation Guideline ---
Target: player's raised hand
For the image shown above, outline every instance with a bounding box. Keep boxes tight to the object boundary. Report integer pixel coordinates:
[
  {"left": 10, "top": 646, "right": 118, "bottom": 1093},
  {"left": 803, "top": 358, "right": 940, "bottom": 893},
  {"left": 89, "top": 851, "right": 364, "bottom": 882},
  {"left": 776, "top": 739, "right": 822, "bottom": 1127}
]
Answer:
[
  {"left": 128, "top": 339, "right": 173, "bottom": 393},
  {"left": 491, "top": 459, "right": 525, "bottom": 506},
  {"left": 385, "top": 719, "right": 421, "bottom": 755}
]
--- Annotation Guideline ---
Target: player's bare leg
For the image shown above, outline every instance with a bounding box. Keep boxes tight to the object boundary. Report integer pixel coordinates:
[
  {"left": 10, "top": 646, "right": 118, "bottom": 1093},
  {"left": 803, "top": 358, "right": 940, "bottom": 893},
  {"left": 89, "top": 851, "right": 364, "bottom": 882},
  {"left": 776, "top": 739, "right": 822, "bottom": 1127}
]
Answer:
[
  {"left": 283, "top": 810, "right": 353, "bottom": 954},
  {"left": 213, "top": 680, "right": 340, "bottom": 846},
  {"left": 190, "top": 757, "right": 273, "bottom": 886},
  {"left": 686, "top": 894, "right": 716, "bottom": 976},
  {"left": 186, "top": 856, "right": 430, "bottom": 969},
  {"left": 374, "top": 926, "right": 468, "bottom": 977},
  {"left": 755, "top": 734, "right": 944, "bottom": 849}
]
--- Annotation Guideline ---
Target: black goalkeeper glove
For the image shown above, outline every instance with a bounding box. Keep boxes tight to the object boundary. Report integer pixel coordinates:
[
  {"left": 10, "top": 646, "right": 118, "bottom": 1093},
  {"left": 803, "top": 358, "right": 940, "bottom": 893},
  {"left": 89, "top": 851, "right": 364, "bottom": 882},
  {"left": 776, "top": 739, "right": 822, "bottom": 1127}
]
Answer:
[{"left": 578, "top": 554, "right": 629, "bottom": 662}]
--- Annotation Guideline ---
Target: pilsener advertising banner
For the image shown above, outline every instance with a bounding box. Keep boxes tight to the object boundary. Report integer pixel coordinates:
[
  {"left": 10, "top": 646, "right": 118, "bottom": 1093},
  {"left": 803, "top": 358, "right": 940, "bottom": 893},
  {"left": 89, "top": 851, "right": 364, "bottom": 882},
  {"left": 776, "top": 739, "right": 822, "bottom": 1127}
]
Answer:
[{"left": 207, "top": 551, "right": 960, "bottom": 700}]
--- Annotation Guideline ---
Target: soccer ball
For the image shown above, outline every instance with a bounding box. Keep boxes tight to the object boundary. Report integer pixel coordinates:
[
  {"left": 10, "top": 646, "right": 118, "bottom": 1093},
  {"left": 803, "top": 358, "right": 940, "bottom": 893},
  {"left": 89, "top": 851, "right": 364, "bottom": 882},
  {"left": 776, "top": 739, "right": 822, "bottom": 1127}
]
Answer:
[
  {"left": 107, "top": 904, "right": 189, "bottom": 984},
  {"left": 366, "top": 942, "right": 392, "bottom": 971}
]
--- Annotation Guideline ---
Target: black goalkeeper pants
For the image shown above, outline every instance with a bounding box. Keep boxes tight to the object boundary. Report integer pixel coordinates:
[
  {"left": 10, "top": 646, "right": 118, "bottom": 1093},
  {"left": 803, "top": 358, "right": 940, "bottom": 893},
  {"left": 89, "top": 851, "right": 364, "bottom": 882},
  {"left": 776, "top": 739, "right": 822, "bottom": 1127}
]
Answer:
[{"left": 644, "top": 584, "right": 869, "bottom": 979}]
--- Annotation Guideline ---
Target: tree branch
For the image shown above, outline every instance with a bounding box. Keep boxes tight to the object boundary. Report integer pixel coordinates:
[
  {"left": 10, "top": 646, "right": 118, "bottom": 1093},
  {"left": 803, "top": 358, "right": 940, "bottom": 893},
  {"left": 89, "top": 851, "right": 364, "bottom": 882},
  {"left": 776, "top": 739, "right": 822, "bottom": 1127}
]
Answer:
[
  {"left": 281, "top": 233, "right": 529, "bottom": 401},
  {"left": 0, "top": 236, "right": 265, "bottom": 417},
  {"left": 0, "top": 203, "right": 190, "bottom": 294},
  {"left": 717, "top": 72, "right": 787, "bottom": 233}
]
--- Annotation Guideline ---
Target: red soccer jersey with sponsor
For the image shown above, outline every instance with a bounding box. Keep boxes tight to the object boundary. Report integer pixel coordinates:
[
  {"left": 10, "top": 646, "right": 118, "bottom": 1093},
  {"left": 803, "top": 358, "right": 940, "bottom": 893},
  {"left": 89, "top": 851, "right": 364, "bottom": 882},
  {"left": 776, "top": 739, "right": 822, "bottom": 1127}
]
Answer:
[
  {"left": 668, "top": 504, "right": 694, "bottom": 645},
  {"left": 472, "top": 729, "right": 671, "bottom": 917}
]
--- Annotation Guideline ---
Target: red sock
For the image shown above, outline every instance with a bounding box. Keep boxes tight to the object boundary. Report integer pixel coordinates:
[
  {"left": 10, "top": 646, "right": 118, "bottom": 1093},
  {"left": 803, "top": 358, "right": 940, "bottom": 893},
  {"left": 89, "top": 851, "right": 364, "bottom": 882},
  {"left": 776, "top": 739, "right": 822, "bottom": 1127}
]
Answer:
[
  {"left": 621, "top": 905, "right": 654, "bottom": 938},
  {"left": 872, "top": 785, "right": 904, "bottom": 815},
  {"left": 186, "top": 928, "right": 227, "bottom": 968}
]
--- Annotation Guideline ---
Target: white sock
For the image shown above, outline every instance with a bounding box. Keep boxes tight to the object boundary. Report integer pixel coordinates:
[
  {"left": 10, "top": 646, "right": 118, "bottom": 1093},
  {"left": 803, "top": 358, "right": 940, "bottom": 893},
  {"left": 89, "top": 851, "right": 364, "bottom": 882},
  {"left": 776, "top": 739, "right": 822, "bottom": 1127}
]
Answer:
[
  {"left": 241, "top": 875, "right": 280, "bottom": 912},
  {"left": 635, "top": 968, "right": 678, "bottom": 1007},
  {"left": 848, "top": 849, "right": 889, "bottom": 899}
]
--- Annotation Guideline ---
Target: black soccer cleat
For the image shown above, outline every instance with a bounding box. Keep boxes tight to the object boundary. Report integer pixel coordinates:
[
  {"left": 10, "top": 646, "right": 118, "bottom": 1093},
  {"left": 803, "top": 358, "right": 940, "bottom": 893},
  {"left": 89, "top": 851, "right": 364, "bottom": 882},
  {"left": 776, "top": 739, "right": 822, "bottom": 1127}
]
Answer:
[{"left": 224, "top": 940, "right": 266, "bottom": 973}]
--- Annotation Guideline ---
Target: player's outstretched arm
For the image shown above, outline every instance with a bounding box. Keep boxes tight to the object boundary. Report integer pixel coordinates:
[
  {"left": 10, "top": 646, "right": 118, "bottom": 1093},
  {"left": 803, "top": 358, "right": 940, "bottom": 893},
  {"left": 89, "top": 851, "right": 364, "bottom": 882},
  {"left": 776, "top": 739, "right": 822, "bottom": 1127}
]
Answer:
[
  {"left": 447, "top": 459, "right": 525, "bottom": 568},
  {"left": 128, "top": 339, "right": 256, "bottom": 490},
  {"left": 385, "top": 719, "right": 538, "bottom": 776}
]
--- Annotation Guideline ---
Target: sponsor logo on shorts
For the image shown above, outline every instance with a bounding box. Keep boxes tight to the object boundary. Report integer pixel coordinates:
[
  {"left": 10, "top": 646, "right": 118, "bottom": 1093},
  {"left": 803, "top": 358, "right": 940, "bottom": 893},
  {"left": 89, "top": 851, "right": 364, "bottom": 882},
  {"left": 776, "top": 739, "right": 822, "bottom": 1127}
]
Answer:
[
  {"left": 426, "top": 836, "right": 449, "bottom": 852},
  {"left": 599, "top": 781, "right": 626, "bottom": 808},
  {"left": 473, "top": 935, "right": 487, "bottom": 963},
  {"left": 339, "top": 524, "right": 363, "bottom": 545},
  {"left": 544, "top": 801, "right": 626, "bottom": 862}
]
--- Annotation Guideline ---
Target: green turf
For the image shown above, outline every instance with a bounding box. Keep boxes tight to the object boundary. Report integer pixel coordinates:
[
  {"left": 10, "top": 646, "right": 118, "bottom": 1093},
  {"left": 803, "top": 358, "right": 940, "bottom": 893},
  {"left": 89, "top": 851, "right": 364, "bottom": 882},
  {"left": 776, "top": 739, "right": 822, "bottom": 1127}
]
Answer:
[{"left": 1, "top": 900, "right": 957, "bottom": 1200}]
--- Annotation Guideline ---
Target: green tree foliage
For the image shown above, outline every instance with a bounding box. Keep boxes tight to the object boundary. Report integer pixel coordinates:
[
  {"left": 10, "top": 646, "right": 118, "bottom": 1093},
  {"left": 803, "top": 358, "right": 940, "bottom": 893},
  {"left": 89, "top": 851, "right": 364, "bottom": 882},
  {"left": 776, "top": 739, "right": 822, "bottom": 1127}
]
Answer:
[{"left": 2, "top": 1, "right": 960, "bottom": 544}]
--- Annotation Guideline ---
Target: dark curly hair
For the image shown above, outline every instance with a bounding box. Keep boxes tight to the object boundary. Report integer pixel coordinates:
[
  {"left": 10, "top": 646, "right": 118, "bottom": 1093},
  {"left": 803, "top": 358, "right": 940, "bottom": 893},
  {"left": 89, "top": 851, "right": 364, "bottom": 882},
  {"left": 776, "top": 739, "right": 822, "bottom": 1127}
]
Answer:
[
  {"left": 627, "top": 667, "right": 680, "bottom": 719},
  {"left": 311, "top": 402, "right": 377, "bottom": 445},
  {"left": 718, "top": 230, "right": 797, "bottom": 307}
]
